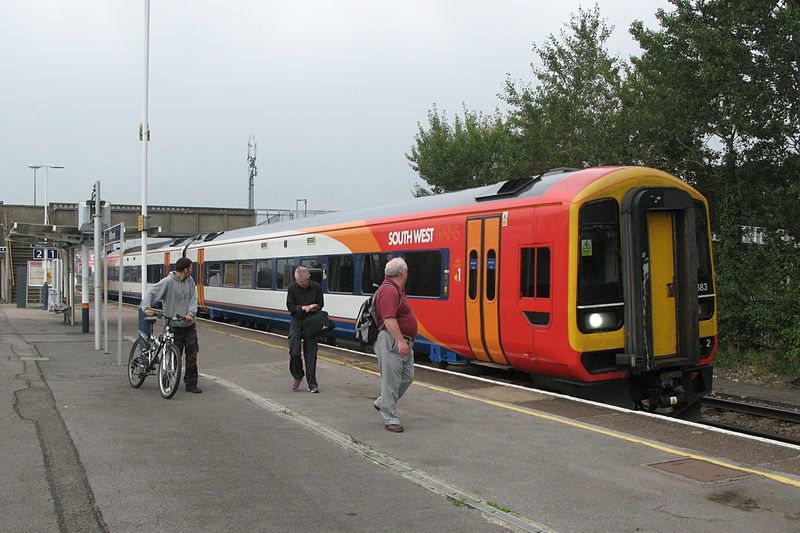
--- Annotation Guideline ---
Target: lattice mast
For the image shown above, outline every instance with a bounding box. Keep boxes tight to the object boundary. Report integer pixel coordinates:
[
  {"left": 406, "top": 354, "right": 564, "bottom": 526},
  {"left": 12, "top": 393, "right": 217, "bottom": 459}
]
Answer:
[{"left": 247, "top": 134, "right": 258, "bottom": 210}]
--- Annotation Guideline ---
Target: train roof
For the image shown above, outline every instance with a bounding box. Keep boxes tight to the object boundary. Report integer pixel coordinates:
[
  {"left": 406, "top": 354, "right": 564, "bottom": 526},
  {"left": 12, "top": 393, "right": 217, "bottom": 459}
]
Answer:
[{"left": 204, "top": 167, "right": 582, "bottom": 245}]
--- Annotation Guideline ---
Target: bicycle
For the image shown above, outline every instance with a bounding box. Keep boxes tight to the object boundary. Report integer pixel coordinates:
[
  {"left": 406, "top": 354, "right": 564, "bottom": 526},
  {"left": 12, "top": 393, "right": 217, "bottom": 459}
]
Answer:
[{"left": 127, "top": 311, "right": 184, "bottom": 399}]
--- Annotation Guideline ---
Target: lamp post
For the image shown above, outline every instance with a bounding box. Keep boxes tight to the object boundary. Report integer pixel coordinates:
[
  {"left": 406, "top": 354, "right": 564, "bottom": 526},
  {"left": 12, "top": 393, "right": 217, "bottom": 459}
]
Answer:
[
  {"left": 43, "top": 164, "right": 64, "bottom": 224},
  {"left": 28, "top": 164, "right": 43, "bottom": 205},
  {"left": 140, "top": 0, "right": 151, "bottom": 309}
]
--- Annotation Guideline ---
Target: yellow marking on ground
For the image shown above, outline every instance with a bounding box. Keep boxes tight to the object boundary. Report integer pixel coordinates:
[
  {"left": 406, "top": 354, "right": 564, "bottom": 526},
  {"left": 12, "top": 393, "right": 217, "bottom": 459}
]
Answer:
[{"left": 204, "top": 323, "right": 800, "bottom": 489}]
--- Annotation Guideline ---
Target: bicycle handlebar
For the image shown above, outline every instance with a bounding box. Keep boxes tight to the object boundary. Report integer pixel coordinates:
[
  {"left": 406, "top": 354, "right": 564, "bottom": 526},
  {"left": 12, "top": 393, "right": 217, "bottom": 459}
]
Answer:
[{"left": 143, "top": 309, "right": 190, "bottom": 322}]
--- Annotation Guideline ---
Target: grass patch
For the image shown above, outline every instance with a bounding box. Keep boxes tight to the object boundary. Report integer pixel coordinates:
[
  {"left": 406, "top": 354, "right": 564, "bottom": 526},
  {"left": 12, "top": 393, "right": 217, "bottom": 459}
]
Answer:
[
  {"left": 447, "top": 496, "right": 468, "bottom": 507},
  {"left": 487, "top": 501, "right": 512, "bottom": 513}
]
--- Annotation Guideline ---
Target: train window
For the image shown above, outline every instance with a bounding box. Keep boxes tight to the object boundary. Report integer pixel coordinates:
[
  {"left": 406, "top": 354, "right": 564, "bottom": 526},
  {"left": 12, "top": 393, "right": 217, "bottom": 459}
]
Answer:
[
  {"left": 536, "top": 248, "right": 550, "bottom": 298},
  {"left": 256, "top": 260, "right": 273, "bottom": 289},
  {"left": 468, "top": 250, "right": 478, "bottom": 300},
  {"left": 147, "top": 264, "right": 161, "bottom": 284},
  {"left": 520, "top": 248, "right": 535, "bottom": 297},
  {"left": 578, "top": 199, "right": 623, "bottom": 333},
  {"left": 361, "top": 253, "right": 392, "bottom": 294},
  {"left": 300, "top": 258, "right": 324, "bottom": 285},
  {"left": 486, "top": 249, "right": 497, "bottom": 301},
  {"left": 403, "top": 251, "right": 441, "bottom": 297},
  {"left": 276, "top": 259, "right": 293, "bottom": 290},
  {"left": 206, "top": 264, "right": 222, "bottom": 287},
  {"left": 223, "top": 263, "right": 237, "bottom": 287},
  {"left": 239, "top": 262, "right": 254, "bottom": 288},
  {"left": 328, "top": 255, "right": 355, "bottom": 293},
  {"left": 521, "top": 247, "right": 551, "bottom": 298},
  {"left": 695, "top": 202, "right": 715, "bottom": 319},
  {"left": 578, "top": 199, "right": 622, "bottom": 306},
  {"left": 124, "top": 266, "right": 141, "bottom": 283}
]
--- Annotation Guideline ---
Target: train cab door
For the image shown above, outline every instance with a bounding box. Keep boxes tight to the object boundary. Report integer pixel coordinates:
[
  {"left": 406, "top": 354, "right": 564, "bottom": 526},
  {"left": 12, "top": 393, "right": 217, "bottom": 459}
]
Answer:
[
  {"left": 465, "top": 216, "right": 509, "bottom": 364},
  {"left": 621, "top": 188, "right": 699, "bottom": 371}
]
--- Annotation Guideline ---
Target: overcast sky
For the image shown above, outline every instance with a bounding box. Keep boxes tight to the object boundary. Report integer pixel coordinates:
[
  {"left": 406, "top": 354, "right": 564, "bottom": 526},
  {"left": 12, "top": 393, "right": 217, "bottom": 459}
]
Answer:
[{"left": 0, "top": 1, "right": 671, "bottom": 215}]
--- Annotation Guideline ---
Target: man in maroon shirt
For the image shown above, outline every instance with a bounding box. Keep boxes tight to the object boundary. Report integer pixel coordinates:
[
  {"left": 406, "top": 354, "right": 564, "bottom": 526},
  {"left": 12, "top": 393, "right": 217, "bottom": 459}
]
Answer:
[{"left": 372, "top": 257, "right": 417, "bottom": 432}]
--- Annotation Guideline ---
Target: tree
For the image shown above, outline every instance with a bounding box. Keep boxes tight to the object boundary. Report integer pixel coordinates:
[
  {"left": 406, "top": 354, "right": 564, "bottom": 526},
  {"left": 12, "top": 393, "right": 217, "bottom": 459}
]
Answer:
[
  {"left": 503, "top": 5, "right": 631, "bottom": 174},
  {"left": 406, "top": 105, "right": 513, "bottom": 195}
]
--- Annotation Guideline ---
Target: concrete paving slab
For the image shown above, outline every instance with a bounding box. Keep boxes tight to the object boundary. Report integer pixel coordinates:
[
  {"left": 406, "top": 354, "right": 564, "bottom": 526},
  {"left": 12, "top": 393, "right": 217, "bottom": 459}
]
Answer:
[{"left": 2, "top": 305, "right": 799, "bottom": 533}]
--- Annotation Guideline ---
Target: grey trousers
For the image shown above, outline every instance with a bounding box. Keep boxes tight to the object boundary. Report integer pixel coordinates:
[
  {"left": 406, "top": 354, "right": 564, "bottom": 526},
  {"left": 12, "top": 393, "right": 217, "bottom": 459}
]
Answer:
[{"left": 374, "top": 329, "right": 414, "bottom": 425}]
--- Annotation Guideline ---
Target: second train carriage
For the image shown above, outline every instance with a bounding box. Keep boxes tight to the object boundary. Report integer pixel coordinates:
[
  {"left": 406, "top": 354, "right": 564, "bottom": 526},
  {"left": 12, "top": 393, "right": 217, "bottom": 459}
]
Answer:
[{"left": 109, "top": 166, "right": 717, "bottom": 412}]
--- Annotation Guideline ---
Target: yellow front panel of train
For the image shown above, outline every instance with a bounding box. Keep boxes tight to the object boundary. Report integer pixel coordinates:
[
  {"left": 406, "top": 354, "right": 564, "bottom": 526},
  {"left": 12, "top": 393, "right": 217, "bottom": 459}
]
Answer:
[{"left": 648, "top": 212, "right": 677, "bottom": 357}]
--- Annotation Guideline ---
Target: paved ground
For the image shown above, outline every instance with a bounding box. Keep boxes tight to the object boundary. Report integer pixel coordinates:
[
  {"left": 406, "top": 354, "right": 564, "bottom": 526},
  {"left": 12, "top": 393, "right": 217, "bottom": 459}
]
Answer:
[{"left": 1, "top": 304, "right": 799, "bottom": 532}]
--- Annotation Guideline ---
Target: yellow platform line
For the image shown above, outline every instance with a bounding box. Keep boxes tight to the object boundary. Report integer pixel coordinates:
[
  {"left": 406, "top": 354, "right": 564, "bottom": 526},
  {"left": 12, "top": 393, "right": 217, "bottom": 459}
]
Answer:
[{"left": 205, "top": 325, "right": 800, "bottom": 489}]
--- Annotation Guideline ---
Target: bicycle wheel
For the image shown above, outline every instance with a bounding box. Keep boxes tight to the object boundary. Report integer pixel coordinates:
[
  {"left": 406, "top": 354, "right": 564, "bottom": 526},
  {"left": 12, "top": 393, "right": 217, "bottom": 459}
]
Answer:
[
  {"left": 128, "top": 338, "right": 147, "bottom": 388},
  {"left": 158, "top": 343, "right": 182, "bottom": 399}
]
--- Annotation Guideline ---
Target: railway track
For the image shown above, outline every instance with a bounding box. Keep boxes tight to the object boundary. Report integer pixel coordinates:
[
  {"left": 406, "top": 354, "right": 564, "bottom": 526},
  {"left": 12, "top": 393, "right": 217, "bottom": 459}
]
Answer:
[{"left": 700, "top": 397, "right": 800, "bottom": 446}]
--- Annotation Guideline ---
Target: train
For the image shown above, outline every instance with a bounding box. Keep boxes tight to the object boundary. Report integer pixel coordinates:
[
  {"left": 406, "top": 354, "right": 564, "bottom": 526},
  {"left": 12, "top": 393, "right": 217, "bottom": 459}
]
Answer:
[{"left": 108, "top": 166, "right": 717, "bottom": 412}]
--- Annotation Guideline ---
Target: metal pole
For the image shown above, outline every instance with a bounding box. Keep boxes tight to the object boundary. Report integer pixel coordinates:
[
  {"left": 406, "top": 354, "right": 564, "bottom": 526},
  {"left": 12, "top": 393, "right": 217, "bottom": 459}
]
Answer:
[
  {"left": 103, "top": 251, "right": 108, "bottom": 354},
  {"left": 69, "top": 248, "right": 75, "bottom": 325},
  {"left": 81, "top": 242, "right": 90, "bottom": 333},
  {"left": 117, "top": 228, "right": 124, "bottom": 366},
  {"left": 140, "top": 0, "right": 150, "bottom": 305},
  {"left": 94, "top": 181, "right": 102, "bottom": 350},
  {"left": 33, "top": 167, "right": 37, "bottom": 205},
  {"left": 44, "top": 166, "right": 48, "bottom": 224}
]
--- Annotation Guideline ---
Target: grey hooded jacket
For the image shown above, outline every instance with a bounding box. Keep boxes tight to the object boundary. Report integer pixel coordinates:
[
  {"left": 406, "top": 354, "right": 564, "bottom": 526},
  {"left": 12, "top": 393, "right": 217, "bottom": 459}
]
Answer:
[{"left": 140, "top": 272, "right": 198, "bottom": 328}]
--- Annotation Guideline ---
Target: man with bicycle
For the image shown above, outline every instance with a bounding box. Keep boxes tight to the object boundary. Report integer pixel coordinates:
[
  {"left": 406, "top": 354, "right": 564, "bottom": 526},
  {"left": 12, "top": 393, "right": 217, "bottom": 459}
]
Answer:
[{"left": 139, "top": 257, "right": 202, "bottom": 394}]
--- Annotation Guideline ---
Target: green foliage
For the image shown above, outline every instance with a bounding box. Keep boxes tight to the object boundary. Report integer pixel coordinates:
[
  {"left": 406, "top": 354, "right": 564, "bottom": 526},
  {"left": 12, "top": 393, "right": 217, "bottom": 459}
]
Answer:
[
  {"left": 406, "top": 105, "right": 514, "bottom": 196},
  {"left": 503, "top": 5, "right": 631, "bottom": 173}
]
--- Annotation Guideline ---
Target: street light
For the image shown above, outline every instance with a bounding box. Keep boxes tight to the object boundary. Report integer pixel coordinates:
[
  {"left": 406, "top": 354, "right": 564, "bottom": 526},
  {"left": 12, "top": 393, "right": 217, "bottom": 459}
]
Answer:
[
  {"left": 28, "top": 164, "right": 44, "bottom": 205},
  {"left": 30, "top": 164, "right": 65, "bottom": 223},
  {"left": 43, "top": 164, "right": 64, "bottom": 224}
]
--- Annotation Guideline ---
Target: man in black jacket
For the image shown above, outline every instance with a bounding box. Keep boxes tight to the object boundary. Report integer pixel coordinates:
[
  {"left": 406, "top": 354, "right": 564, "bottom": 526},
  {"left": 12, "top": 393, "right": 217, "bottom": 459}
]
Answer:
[{"left": 286, "top": 266, "right": 324, "bottom": 393}]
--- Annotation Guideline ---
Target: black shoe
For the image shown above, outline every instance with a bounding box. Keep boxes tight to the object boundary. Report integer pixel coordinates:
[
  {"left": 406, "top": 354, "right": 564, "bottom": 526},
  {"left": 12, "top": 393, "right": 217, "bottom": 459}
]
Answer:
[{"left": 185, "top": 385, "right": 202, "bottom": 394}]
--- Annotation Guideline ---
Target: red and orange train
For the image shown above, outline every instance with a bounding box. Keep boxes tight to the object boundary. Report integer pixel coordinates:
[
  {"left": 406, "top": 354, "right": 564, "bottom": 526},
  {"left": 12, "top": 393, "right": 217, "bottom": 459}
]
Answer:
[{"left": 109, "top": 166, "right": 717, "bottom": 411}]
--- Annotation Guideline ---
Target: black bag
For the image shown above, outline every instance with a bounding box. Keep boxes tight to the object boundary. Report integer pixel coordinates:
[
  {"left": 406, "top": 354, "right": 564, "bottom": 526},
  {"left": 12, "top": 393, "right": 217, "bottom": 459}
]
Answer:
[
  {"left": 354, "top": 295, "right": 379, "bottom": 345},
  {"left": 303, "top": 310, "right": 334, "bottom": 338}
]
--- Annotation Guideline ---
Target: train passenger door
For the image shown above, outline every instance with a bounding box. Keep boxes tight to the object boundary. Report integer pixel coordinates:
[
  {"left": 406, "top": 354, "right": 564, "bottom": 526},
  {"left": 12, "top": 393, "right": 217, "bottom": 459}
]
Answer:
[
  {"left": 196, "top": 248, "right": 205, "bottom": 310},
  {"left": 621, "top": 188, "right": 699, "bottom": 370},
  {"left": 465, "top": 216, "right": 508, "bottom": 364}
]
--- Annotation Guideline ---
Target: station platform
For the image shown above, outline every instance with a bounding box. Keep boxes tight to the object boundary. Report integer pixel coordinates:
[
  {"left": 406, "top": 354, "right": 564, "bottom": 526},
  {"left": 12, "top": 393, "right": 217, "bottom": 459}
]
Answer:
[{"left": 1, "top": 304, "right": 798, "bottom": 532}]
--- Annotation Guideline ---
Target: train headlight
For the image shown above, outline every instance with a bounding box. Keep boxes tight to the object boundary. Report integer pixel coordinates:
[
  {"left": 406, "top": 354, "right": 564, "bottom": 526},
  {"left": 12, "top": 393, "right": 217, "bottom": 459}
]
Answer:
[
  {"left": 588, "top": 313, "right": 605, "bottom": 329},
  {"left": 578, "top": 306, "right": 623, "bottom": 333}
]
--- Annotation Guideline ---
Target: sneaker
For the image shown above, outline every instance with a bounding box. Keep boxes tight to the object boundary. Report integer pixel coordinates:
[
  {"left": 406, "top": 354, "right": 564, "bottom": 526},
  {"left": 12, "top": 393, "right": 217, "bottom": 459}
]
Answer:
[
  {"left": 308, "top": 386, "right": 319, "bottom": 393},
  {"left": 291, "top": 378, "right": 302, "bottom": 391},
  {"left": 185, "top": 385, "right": 202, "bottom": 394},
  {"left": 373, "top": 400, "right": 380, "bottom": 411}
]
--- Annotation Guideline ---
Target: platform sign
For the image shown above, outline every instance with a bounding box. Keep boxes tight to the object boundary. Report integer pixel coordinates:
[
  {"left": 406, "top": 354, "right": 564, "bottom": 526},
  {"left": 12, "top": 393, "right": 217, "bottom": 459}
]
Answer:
[
  {"left": 33, "top": 248, "right": 58, "bottom": 259},
  {"left": 0, "top": 246, "right": 7, "bottom": 253},
  {"left": 104, "top": 223, "right": 123, "bottom": 245}
]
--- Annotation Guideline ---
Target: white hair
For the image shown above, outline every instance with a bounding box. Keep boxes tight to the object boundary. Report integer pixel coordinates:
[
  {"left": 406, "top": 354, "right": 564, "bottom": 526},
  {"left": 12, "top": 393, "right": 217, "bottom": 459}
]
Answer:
[
  {"left": 384, "top": 257, "right": 408, "bottom": 278},
  {"left": 294, "top": 266, "right": 310, "bottom": 278}
]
